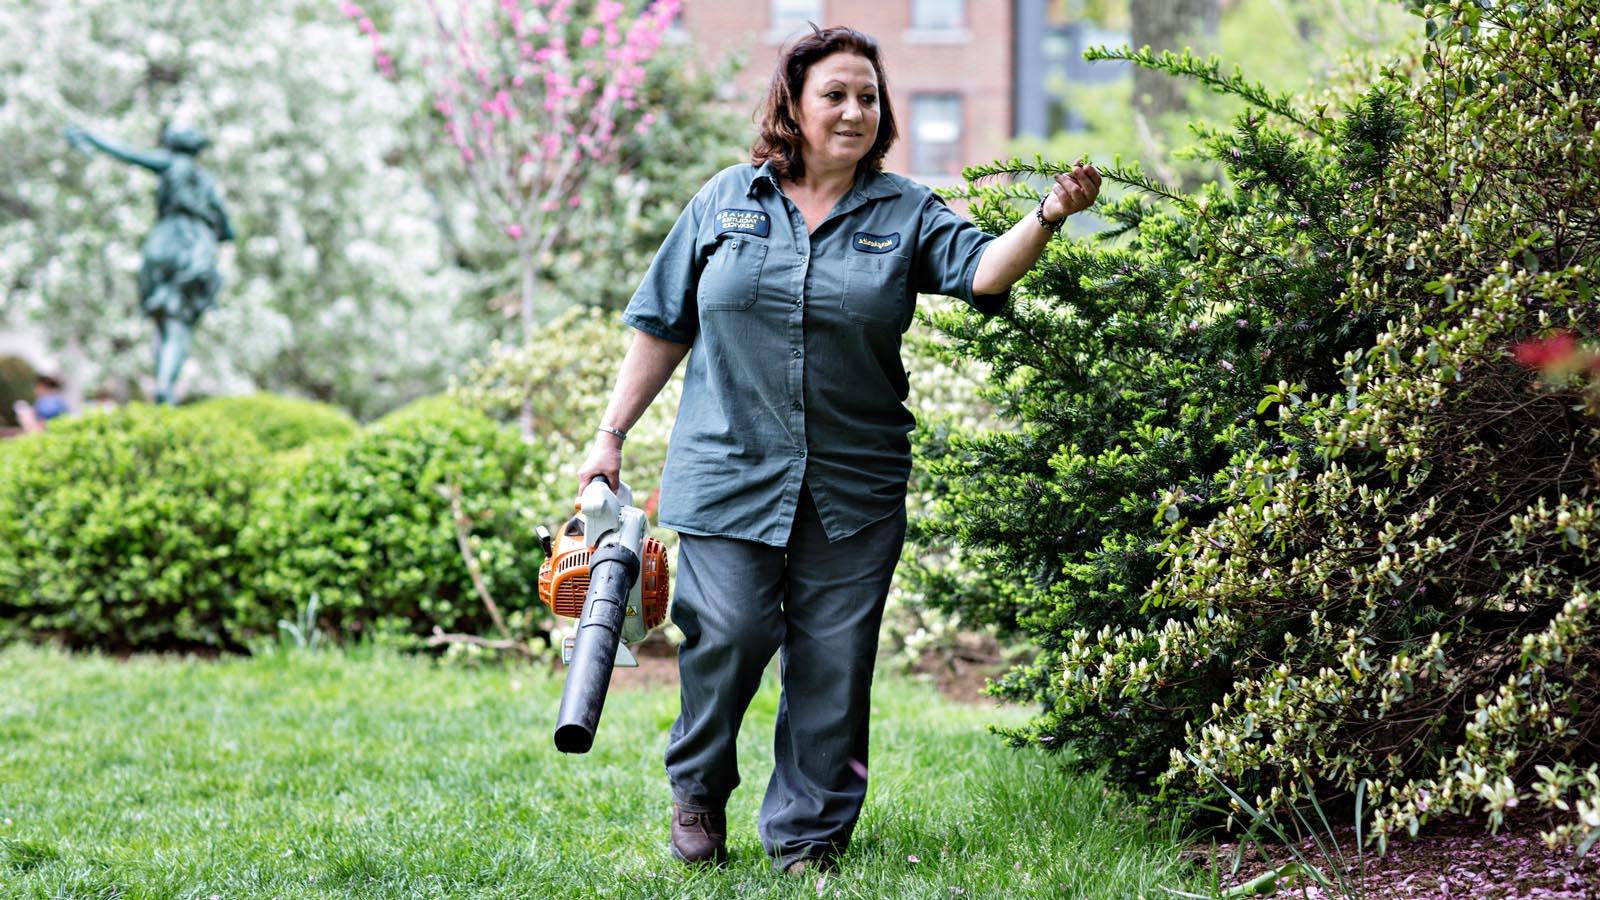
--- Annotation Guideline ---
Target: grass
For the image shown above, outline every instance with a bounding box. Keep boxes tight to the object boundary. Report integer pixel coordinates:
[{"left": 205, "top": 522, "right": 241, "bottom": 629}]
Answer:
[{"left": 0, "top": 644, "right": 1202, "bottom": 898}]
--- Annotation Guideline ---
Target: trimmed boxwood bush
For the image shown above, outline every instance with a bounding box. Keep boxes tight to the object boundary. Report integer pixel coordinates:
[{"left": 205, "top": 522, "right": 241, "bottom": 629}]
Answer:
[
  {"left": 244, "top": 395, "right": 551, "bottom": 642},
  {"left": 0, "top": 405, "right": 266, "bottom": 650},
  {"left": 180, "top": 393, "right": 358, "bottom": 453}
]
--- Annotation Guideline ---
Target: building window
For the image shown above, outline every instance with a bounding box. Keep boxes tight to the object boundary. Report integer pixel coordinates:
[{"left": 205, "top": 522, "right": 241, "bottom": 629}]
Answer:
[
  {"left": 911, "top": 94, "right": 963, "bottom": 177},
  {"left": 911, "top": 0, "right": 965, "bottom": 30},
  {"left": 771, "top": 0, "right": 822, "bottom": 31}
]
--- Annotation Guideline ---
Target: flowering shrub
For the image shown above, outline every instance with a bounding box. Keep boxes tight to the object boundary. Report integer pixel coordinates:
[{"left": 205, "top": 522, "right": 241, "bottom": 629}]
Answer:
[
  {"left": 885, "top": 299, "right": 1009, "bottom": 673},
  {"left": 453, "top": 306, "right": 681, "bottom": 526},
  {"left": 1513, "top": 331, "right": 1600, "bottom": 418},
  {"left": 921, "top": 0, "right": 1599, "bottom": 849},
  {"left": 345, "top": 0, "right": 685, "bottom": 343}
]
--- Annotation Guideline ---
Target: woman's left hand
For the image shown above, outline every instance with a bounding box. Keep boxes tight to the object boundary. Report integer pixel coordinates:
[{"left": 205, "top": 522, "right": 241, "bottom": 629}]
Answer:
[{"left": 1041, "top": 163, "right": 1102, "bottom": 223}]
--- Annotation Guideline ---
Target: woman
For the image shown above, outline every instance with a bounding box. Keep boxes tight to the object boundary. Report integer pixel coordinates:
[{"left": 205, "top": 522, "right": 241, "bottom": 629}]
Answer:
[{"left": 577, "top": 26, "right": 1099, "bottom": 874}]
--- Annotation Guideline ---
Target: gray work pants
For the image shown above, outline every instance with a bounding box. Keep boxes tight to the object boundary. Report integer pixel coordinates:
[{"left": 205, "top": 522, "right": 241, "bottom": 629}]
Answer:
[{"left": 664, "top": 484, "right": 906, "bottom": 870}]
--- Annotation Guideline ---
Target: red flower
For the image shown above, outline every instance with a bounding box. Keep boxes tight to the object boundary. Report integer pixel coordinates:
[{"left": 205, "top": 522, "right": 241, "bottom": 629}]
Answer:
[{"left": 1511, "top": 331, "right": 1579, "bottom": 371}]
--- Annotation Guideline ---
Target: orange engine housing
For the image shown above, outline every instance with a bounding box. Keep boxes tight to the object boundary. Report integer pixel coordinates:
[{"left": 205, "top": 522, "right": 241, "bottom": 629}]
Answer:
[{"left": 537, "top": 516, "right": 670, "bottom": 630}]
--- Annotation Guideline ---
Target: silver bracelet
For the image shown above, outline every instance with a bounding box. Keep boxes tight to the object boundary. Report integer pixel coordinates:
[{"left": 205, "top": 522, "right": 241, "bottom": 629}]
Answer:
[{"left": 597, "top": 424, "right": 628, "bottom": 442}]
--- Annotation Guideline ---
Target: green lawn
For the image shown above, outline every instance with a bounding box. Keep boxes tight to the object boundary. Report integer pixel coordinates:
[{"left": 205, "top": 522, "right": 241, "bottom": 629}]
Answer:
[{"left": 0, "top": 645, "right": 1202, "bottom": 898}]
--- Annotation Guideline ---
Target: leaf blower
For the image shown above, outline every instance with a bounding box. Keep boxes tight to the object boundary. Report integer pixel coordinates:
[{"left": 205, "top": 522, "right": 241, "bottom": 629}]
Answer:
[{"left": 536, "top": 476, "right": 670, "bottom": 754}]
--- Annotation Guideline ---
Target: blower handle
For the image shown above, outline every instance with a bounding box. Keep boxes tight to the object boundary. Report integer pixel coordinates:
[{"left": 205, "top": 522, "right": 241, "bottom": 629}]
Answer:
[{"left": 553, "top": 541, "right": 641, "bottom": 754}]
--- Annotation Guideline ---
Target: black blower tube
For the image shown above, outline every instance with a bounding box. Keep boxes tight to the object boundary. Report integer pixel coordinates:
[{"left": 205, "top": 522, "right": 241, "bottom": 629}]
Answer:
[{"left": 553, "top": 542, "right": 641, "bottom": 754}]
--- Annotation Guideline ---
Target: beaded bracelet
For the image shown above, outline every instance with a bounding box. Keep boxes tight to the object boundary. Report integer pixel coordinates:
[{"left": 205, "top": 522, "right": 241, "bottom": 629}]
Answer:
[{"left": 1035, "top": 196, "right": 1065, "bottom": 233}]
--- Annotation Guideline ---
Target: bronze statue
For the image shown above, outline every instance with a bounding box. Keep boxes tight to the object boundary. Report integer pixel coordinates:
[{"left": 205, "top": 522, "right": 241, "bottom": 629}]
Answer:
[{"left": 65, "top": 124, "right": 234, "bottom": 405}]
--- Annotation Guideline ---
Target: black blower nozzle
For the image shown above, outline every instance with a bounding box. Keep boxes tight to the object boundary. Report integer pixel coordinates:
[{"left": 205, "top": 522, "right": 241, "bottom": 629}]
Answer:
[{"left": 553, "top": 542, "right": 641, "bottom": 754}]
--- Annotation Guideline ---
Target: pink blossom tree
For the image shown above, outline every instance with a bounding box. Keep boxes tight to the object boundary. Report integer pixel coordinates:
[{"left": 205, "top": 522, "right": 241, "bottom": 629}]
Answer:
[{"left": 342, "top": 0, "right": 681, "bottom": 348}]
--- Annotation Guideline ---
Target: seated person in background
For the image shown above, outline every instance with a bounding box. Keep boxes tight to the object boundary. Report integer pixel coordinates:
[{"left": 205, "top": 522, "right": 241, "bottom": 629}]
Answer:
[
  {"left": 13, "top": 375, "right": 70, "bottom": 434},
  {"left": 32, "top": 375, "right": 69, "bottom": 422},
  {"left": 12, "top": 400, "right": 43, "bottom": 434}
]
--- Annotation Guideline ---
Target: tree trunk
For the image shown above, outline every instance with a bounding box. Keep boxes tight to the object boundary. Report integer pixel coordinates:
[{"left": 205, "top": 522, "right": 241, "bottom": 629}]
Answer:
[
  {"left": 518, "top": 242, "right": 537, "bottom": 443},
  {"left": 1129, "top": 0, "right": 1220, "bottom": 120},
  {"left": 62, "top": 333, "right": 87, "bottom": 412}
]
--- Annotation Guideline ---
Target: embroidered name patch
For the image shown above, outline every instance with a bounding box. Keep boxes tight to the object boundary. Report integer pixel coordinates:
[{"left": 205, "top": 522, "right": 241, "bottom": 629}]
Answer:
[
  {"left": 852, "top": 231, "right": 901, "bottom": 253},
  {"left": 715, "top": 208, "right": 770, "bottom": 238}
]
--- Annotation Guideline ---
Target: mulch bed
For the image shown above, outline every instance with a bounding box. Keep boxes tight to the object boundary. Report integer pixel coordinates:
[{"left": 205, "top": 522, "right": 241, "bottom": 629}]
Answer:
[
  {"left": 605, "top": 632, "right": 1013, "bottom": 705},
  {"left": 902, "top": 632, "right": 1010, "bottom": 705},
  {"left": 605, "top": 632, "right": 682, "bottom": 692},
  {"left": 1204, "top": 813, "right": 1599, "bottom": 898}
]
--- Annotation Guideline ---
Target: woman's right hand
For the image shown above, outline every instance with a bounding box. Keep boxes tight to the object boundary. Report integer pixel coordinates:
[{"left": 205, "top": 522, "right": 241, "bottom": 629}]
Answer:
[{"left": 576, "top": 433, "right": 624, "bottom": 499}]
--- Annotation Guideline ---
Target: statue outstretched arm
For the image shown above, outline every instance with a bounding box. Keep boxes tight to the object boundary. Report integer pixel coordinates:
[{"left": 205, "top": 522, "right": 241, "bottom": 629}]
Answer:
[{"left": 64, "top": 125, "right": 171, "bottom": 173}]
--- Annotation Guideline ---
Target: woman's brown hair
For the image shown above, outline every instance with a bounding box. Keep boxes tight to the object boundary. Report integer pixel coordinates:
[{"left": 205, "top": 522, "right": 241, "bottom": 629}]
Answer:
[{"left": 750, "top": 25, "right": 899, "bottom": 181}]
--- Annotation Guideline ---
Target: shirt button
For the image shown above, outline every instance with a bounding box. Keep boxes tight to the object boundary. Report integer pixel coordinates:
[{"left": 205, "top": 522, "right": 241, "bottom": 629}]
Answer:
[
  {"left": 800, "top": 256, "right": 809, "bottom": 266},
  {"left": 791, "top": 349, "right": 802, "bottom": 359},
  {"left": 793, "top": 448, "right": 805, "bottom": 459},
  {"left": 791, "top": 401, "right": 803, "bottom": 412}
]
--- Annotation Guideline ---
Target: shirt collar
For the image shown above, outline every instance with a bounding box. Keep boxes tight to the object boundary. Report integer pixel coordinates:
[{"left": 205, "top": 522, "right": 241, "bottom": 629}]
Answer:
[
  {"left": 854, "top": 165, "right": 902, "bottom": 201},
  {"left": 747, "top": 160, "right": 780, "bottom": 197},
  {"left": 745, "top": 160, "right": 904, "bottom": 201}
]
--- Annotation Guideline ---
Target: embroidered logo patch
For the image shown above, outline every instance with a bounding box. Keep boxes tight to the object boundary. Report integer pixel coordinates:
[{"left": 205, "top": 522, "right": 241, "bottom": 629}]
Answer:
[
  {"left": 852, "top": 231, "right": 901, "bottom": 253},
  {"left": 715, "top": 208, "right": 771, "bottom": 238}
]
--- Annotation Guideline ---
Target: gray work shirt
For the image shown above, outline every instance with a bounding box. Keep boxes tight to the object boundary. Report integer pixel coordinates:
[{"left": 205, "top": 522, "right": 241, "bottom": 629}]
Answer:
[{"left": 623, "top": 160, "right": 1006, "bottom": 546}]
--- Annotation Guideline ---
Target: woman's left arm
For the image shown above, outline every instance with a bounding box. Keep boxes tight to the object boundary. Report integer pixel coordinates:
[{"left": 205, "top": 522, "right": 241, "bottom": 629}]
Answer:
[{"left": 971, "top": 164, "right": 1101, "bottom": 296}]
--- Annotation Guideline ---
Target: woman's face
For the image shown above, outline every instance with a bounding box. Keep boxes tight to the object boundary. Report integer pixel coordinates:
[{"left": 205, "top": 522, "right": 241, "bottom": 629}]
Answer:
[{"left": 793, "top": 52, "right": 880, "bottom": 176}]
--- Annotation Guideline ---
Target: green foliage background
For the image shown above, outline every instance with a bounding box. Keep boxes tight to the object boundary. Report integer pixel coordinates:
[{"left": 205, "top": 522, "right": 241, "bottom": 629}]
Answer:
[
  {"left": 0, "top": 405, "right": 266, "bottom": 649},
  {"left": 246, "top": 396, "right": 550, "bottom": 646},
  {"left": 1020, "top": 0, "right": 1414, "bottom": 210},
  {"left": 0, "top": 355, "right": 36, "bottom": 429},
  {"left": 1, "top": 0, "right": 749, "bottom": 417},
  {"left": 178, "top": 393, "right": 357, "bottom": 453},
  {"left": 919, "top": 0, "right": 1600, "bottom": 848},
  {"left": 0, "top": 397, "right": 552, "bottom": 652},
  {"left": 453, "top": 306, "right": 683, "bottom": 525}
]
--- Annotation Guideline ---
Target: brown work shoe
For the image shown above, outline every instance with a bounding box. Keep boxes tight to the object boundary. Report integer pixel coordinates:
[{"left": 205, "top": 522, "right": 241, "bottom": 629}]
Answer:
[{"left": 669, "top": 802, "right": 728, "bottom": 866}]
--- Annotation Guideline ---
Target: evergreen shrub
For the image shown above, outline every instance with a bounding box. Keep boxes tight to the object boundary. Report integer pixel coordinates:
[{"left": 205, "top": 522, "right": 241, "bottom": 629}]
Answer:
[
  {"left": 0, "top": 405, "right": 265, "bottom": 649},
  {"left": 920, "top": 0, "right": 1598, "bottom": 848},
  {"left": 180, "top": 393, "right": 358, "bottom": 453},
  {"left": 245, "top": 395, "right": 551, "bottom": 643}
]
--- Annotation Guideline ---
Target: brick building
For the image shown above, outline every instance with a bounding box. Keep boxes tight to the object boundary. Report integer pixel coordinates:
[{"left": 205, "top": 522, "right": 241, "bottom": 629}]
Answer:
[{"left": 678, "top": 0, "right": 1015, "bottom": 185}]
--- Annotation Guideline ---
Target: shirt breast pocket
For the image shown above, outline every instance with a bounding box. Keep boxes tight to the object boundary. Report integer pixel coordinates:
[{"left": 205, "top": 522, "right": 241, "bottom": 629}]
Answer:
[
  {"left": 699, "top": 237, "right": 768, "bottom": 311},
  {"left": 842, "top": 251, "right": 910, "bottom": 326}
]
